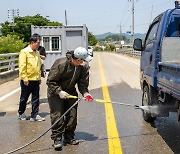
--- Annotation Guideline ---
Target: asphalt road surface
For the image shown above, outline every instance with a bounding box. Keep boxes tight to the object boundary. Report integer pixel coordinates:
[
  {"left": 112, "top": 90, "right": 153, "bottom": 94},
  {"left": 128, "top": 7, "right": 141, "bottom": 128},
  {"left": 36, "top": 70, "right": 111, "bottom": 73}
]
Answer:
[{"left": 0, "top": 52, "right": 180, "bottom": 154}]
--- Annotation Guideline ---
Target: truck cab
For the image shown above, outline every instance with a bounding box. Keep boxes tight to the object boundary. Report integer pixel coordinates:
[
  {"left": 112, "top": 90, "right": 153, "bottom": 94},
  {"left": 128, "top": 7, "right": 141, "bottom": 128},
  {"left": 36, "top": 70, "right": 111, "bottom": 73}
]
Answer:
[{"left": 133, "top": 1, "right": 180, "bottom": 122}]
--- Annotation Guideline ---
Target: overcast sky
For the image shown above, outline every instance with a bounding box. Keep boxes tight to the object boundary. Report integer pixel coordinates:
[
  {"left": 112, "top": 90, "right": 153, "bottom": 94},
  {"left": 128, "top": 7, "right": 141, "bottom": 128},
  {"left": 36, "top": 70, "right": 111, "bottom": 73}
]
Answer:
[{"left": 0, "top": 0, "right": 175, "bottom": 35}]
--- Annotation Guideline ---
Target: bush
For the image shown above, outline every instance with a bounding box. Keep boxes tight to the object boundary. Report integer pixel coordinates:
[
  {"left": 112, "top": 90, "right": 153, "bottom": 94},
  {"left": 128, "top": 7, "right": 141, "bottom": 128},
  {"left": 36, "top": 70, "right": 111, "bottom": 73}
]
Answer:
[
  {"left": 0, "top": 35, "right": 27, "bottom": 54},
  {"left": 94, "top": 46, "right": 103, "bottom": 51},
  {"left": 105, "top": 44, "right": 116, "bottom": 51}
]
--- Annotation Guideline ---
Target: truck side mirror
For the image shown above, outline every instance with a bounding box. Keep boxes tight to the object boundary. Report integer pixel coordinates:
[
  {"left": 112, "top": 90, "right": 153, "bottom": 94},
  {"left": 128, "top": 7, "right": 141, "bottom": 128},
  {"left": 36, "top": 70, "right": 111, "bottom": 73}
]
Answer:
[{"left": 133, "top": 38, "right": 143, "bottom": 51}]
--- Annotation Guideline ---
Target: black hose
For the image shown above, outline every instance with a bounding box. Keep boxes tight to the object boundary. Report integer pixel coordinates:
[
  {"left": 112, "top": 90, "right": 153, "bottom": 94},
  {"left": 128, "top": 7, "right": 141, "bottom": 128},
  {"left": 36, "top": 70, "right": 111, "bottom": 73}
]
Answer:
[{"left": 4, "top": 98, "right": 81, "bottom": 154}]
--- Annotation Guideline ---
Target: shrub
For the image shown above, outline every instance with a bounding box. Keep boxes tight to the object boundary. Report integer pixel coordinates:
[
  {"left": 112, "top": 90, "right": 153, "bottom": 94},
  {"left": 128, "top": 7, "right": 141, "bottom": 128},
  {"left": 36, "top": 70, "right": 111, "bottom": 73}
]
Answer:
[{"left": 0, "top": 35, "right": 27, "bottom": 54}]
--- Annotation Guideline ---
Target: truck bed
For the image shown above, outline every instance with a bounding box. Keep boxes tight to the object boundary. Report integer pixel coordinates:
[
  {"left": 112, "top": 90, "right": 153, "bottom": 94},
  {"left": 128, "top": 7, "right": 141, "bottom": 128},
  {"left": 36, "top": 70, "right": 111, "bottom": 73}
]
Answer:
[{"left": 157, "top": 62, "right": 180, "bottom": 100}]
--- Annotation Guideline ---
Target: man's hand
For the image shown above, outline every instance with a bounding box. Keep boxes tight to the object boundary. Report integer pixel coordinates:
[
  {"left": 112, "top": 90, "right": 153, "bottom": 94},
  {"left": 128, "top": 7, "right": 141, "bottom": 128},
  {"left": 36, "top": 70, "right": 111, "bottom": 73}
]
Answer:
[
  {"left": 84, "top": 93, "right": 93, "bottom": 102},
  {"left": 40, "top": 55, "right": 46, "bottom": 60},
  {"left": 24, "top": 80, "right": 29, "bottom": 86},
  {"left": 58, "top": 91, "right": 70, "bottom": 99}
]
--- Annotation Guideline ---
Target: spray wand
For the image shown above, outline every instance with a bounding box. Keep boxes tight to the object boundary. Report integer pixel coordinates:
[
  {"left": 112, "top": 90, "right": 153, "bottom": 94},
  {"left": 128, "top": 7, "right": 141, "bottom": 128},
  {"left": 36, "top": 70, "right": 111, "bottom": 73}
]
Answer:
[{"left": 68, "top": 95, "right": 145, "bottom": 110}]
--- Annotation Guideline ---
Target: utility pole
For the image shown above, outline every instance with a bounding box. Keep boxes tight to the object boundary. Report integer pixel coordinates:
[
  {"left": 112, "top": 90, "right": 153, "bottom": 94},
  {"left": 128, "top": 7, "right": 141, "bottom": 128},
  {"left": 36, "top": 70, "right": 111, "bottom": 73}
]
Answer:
[
  {"left": 128, "top": 0, "right": 135, "bottom": 44},
  {"left": 117, "top": 23, "right": 122, "bottom": 41},
  {"left": 120, "top": 23, "right": 122, "bottom": 39},
  {"left": 65, "top": 10, "right": 67, "bottom": 26},
  {"left": 150, "top": 5, "right": 153, "bottom": 24},
  {"left": 117, "top": 23, "right": 124, "bottom": 50},
  {"left": 132, "top": 0, "right": 135, "bottom": 44}
]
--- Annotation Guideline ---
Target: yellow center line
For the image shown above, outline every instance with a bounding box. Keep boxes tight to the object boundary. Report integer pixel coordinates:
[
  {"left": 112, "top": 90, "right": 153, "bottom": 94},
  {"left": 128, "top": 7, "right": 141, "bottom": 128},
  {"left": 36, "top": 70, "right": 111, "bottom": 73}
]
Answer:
[{"left": 98, "top": 54, "right": 123, "bottom": 154}]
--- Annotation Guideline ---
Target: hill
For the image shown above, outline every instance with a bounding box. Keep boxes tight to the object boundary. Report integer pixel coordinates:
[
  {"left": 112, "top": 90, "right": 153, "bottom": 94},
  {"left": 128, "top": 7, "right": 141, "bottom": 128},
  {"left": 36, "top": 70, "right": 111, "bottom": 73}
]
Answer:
[{"left": 95, "top": 32, "right": 146, "bottom": 40}]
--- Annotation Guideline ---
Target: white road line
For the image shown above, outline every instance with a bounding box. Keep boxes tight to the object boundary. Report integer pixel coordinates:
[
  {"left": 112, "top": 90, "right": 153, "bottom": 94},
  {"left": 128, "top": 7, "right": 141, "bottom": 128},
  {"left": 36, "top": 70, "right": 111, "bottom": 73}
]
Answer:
[
  {"left": 111, "top": 53, "right": 140, "bottom": 65},
  {"left": 0, "top": 87, "right": 20, "bottom": 102}
]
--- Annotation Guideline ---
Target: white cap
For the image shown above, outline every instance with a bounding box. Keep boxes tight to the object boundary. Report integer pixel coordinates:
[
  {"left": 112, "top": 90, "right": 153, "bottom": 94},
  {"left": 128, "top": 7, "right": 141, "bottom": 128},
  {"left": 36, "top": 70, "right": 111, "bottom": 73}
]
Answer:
[{"left": 74, "top": 47, "right": 92, "bottom": 62}]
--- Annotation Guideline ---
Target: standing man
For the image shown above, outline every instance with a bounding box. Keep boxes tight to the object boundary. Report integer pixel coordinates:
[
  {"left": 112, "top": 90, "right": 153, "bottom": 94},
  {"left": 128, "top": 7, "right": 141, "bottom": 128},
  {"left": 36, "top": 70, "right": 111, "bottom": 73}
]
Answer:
[
  {"left": 18, "top": 33, "right": 45, "bottom": 122},
  {"left": 38, "top": 46, "right": 46, "bottom": 78},
  {"left": 47, "top": 47, "right": 93, "bottom": 150},
  {"left": 38, "top": 45, "right": 46, "bottom": 60}
]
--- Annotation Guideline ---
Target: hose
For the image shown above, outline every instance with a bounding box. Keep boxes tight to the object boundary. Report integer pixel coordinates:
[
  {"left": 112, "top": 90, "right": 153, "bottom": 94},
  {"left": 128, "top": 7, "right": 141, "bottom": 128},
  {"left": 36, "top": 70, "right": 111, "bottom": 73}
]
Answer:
[
  {"left": 5, "top": 95, "right": 142, "bottom": 154},
  {"left": 4, "top": 98, "right": 81, "bottom": 154}
]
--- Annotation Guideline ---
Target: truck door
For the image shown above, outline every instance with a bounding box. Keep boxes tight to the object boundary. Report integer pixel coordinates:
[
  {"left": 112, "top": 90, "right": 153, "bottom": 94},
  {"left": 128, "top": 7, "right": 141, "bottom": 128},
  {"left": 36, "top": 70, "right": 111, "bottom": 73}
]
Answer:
[{"left": 141, "top": 18, "right": 161, "bottom": 87}]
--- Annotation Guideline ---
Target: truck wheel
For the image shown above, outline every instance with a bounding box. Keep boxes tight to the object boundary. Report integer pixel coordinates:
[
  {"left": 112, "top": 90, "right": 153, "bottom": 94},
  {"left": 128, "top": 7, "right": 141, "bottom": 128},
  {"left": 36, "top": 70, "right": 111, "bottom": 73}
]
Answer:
[{"left": 142, "top": 85, "right": 157, "bottom": 122}]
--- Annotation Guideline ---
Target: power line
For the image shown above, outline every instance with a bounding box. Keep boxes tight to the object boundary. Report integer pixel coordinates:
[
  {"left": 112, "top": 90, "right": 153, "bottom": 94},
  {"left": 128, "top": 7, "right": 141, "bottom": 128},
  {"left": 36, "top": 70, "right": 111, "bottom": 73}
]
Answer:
[
  {"left": 119, "top": 1, "right": 130, "bottom": 22},
  {"left": 136, "top": 0, "right": 173, "bottom": 11},
  {"left": 70, "top": 10, "right": 124, "bottom": 23}
]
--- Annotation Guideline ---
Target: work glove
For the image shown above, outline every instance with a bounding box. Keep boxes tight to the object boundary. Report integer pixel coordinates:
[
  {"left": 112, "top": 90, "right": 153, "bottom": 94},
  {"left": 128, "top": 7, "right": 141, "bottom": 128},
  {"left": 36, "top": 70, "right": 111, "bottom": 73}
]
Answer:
[
  {"left": 83, "top": 93, "right": 93, "bottom": 102},
  {"left": 58, "top": 91, "right": 70, "bottom": 99}
]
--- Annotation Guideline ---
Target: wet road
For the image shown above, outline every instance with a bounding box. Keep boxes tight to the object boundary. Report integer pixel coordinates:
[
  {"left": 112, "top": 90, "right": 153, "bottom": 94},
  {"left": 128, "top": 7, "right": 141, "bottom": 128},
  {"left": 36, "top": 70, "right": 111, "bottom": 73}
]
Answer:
[{"left": 0, "top": 52, "right": 180, "bottom": 154}]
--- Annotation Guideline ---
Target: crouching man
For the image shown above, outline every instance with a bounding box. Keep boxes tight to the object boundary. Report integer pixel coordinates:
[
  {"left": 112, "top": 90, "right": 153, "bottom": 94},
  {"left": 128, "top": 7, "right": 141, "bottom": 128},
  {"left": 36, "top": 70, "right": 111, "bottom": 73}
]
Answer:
[{"left": 46, "top": 47, "right": 93, "bottom": 150}]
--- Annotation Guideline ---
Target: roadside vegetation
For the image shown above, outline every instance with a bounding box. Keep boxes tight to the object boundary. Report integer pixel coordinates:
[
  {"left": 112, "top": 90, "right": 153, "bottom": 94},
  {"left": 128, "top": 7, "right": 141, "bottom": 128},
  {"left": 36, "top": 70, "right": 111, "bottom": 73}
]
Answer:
[
  {"left": 0, "top": 35, "right": 26, "bottom": 54},
  {"left": 0, "top": 14, "right": 97, "bottom": 54}
]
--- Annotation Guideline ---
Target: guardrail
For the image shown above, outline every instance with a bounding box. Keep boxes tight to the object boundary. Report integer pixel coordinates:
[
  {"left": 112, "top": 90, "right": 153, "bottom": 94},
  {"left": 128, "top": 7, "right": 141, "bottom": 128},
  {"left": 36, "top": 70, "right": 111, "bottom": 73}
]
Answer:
[
  {"left": 0, "top": 53, "right": 19, "bottom": 73},
  {"left": 116, "top": 49, "right": 141, "bottom": 58},
  {"left": 0, "top": 50, "right": 141, "bottom": 84},
  {"left": 0, "top": 53, "right": 19, "bottom": 84}
]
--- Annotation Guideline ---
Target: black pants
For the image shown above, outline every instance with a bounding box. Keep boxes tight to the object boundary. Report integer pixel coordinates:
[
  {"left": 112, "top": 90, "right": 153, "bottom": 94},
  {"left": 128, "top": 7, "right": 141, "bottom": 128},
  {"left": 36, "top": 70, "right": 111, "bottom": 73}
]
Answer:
[
  {"left": 48, "top": 94, "right": 78, "bottom": 141},
  {"left": 18, "top": 80, "right": 40, "bottom": 118}
]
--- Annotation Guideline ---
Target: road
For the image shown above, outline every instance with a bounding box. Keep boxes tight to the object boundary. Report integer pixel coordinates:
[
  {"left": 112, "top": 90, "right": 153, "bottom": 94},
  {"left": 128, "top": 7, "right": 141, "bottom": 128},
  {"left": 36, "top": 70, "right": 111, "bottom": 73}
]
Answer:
[{"left": 0, "top": 52, "right": 180, "bottom": 154}]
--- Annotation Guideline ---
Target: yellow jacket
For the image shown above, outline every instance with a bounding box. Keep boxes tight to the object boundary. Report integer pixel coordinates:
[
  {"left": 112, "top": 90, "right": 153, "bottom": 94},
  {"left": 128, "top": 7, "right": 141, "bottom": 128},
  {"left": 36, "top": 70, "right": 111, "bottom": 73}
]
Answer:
[{"left": 18, "top": 45, "right": 42, "bottom": 81}]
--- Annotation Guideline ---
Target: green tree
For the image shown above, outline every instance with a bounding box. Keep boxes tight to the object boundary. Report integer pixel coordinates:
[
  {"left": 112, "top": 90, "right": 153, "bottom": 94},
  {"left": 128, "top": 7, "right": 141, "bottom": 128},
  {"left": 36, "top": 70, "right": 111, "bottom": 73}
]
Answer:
[
  {"left": 88, "top": 32, "right": 97, "bottom": 46},
  {"left": 1, "top": 14, "right": 62, "bottom": 42},
  {"left": 0, "top": 35, "right": 26, "bottom": 54},
  {"left": 105, "top": 44, "right": 115, "bottom": 51}
]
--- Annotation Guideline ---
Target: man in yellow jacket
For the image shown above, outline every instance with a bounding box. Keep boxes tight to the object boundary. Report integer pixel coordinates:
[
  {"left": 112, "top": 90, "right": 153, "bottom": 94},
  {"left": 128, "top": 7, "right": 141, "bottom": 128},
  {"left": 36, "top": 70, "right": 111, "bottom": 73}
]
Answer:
[{"left": 18, "top": 33, "right": 45, "bottom": 122}]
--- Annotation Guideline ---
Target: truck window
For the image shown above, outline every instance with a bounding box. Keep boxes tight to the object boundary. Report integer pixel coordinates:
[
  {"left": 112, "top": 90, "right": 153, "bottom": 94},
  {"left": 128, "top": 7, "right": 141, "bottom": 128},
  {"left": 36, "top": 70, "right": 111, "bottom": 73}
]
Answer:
[
  {"left": 145, "top": 22, "right": 159, "bottom": 46},
  {"left": 162, "top": 14, "right": 180, "bottom": 63},
  {"left": 166, "top": 15, "right": 180, "bottom": 37}
]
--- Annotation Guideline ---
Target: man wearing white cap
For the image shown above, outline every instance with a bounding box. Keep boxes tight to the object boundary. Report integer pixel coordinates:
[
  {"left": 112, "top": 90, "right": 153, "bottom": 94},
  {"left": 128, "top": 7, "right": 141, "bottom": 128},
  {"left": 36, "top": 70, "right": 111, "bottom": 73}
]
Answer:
[{"left": 47, "top": 47, "right": 93, "bottom": 150}]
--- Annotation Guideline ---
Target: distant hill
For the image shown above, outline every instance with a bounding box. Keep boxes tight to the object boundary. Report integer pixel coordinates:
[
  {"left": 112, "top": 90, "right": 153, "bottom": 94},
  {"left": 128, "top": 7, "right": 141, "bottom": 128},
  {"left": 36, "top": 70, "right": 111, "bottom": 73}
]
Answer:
[
  {"left": 95, "top": 32, "right": 146, "bottom": 40},
  {"left": 95, "top": 32, "right": 115, "bottom": 40}
]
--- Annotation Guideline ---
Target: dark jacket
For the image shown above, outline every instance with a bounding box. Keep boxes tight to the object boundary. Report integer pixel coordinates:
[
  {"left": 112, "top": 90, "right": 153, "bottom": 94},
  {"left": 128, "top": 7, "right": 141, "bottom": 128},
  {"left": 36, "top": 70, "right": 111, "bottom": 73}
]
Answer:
[
  {"left": 38, "top": 46, "right": 46, "bottom": 57},
  {"left": 47, "top": 58, "right": 89, "bottom": 96}
]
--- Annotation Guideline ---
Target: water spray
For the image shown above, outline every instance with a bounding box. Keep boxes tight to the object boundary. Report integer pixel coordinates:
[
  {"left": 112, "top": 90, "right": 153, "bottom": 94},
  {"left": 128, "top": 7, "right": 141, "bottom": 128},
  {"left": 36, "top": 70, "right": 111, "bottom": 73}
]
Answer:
[{"left": 69, "top": 95, "right": 161, "bottom": 117}]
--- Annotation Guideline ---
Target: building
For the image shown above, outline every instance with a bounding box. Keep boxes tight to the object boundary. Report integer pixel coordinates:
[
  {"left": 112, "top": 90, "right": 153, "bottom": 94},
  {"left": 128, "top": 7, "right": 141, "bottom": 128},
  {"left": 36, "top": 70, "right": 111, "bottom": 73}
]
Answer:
[{"left": 31, "top": 25, "right": 88, "bottom": 69}]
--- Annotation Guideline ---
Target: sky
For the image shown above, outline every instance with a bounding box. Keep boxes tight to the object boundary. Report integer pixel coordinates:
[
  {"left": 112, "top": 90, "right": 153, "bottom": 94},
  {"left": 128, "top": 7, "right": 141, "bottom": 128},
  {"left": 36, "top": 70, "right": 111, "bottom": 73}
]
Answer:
[{"left": 0, "top": 0, "right": 175, "bottom": 35}]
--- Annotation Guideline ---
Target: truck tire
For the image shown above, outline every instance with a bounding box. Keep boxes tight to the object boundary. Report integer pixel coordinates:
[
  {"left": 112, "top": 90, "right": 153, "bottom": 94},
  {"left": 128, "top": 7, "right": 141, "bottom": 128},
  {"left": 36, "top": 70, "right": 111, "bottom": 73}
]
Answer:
[{"left": 142, "top": 85, "right": 157, "bottom": 122}]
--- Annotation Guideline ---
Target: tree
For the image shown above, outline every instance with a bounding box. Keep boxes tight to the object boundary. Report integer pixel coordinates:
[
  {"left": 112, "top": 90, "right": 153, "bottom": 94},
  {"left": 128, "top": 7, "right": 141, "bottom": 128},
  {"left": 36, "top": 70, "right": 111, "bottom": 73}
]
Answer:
[
  {"left": 88, "top": 32, "right": 97, "bottom": 46},
  {"left": 1, "top": 14, "right": 62, "bottom": 42},
  {"left": 105, "top": 44, "right": 115, "bottom": 51},
  {"left": 0, "top": 35, "right": 26, "bottom": 54}
]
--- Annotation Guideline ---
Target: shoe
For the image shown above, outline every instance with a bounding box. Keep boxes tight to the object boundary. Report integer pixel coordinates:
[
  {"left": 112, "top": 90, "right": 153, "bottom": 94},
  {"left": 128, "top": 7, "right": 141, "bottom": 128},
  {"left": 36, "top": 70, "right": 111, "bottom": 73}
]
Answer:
[
  {"left": 64, "top": 138, "right": 79, "bottom": 146},
  {"left": 53, "top": 139, "right": 62, "bottom": 150},
  {"left": 30, "top": 115, "right": 45, "bottom": 122},
  {"left": 18, "top": 113, "right": 27, "bottom": 120}
]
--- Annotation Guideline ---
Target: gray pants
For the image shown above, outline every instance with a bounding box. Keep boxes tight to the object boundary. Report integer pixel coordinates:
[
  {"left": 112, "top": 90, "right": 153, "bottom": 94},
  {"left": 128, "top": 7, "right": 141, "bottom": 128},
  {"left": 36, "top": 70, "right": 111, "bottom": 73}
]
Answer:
[{"left": 48, "top": 94, "right": 78, "bottom": 141}]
